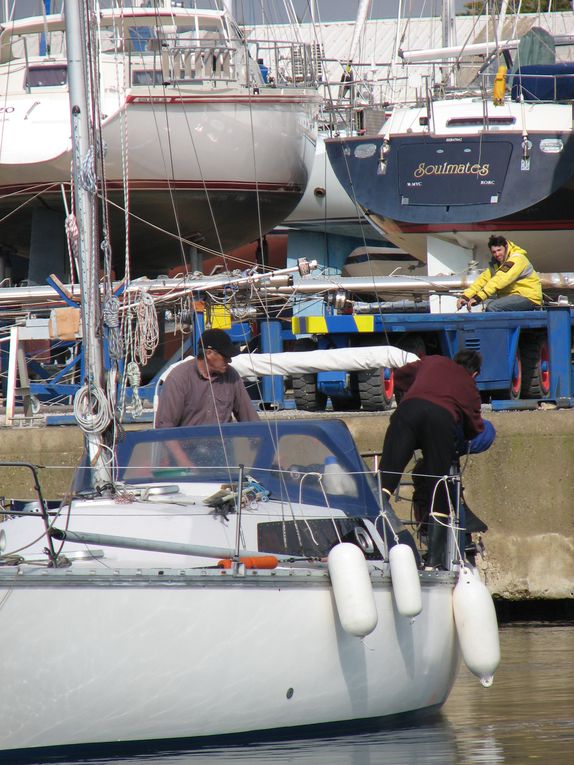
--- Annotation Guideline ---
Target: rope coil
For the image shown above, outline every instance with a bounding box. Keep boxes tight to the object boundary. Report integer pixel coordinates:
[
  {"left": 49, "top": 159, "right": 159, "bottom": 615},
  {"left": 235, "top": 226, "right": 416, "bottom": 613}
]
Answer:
[
  {"left": 73, "top": 383, "right": 112, "bottom": 434},
  {"left": 103, "top": 295, "right": 123, "bottom": 360},
  {"left": 126, "top": 360, "right": 143, "bottom": 418},
  {"left": 134, "top": 290, "right": 159, "bottom": 366}
]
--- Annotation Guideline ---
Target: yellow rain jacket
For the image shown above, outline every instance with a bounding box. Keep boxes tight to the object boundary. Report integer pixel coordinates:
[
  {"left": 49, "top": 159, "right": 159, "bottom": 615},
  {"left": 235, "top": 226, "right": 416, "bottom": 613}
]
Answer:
[{"left": 462, "top": 241, "right": 542, "bottom": 306}]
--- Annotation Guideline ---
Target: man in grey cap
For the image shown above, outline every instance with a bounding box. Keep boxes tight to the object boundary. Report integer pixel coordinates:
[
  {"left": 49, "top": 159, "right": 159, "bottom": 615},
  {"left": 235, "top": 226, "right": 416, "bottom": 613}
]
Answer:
[{"left": 155, "top": 328, "right": 259, "bottom": 428}]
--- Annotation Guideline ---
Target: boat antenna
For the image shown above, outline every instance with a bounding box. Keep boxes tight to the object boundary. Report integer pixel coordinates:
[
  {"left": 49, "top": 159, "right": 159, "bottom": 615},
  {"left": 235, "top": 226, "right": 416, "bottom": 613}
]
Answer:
[{"left": 64, "top": 0, "right": 114, "bottom": 487}]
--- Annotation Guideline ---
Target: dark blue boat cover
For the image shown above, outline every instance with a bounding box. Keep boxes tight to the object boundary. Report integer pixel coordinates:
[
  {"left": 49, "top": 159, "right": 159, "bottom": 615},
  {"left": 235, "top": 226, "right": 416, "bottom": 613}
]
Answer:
[{"left": 511, "top": 63, "right": 574, "bottom": 102}]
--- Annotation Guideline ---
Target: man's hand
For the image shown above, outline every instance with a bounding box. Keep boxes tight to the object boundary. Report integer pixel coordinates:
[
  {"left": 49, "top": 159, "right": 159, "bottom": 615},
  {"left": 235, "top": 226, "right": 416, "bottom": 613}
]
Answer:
[
  {"left": 456, "top": 296, "right": 469, "bottom": 311},
  {"left": 457, "top": 296, "right": 481, "bottom": 311}
]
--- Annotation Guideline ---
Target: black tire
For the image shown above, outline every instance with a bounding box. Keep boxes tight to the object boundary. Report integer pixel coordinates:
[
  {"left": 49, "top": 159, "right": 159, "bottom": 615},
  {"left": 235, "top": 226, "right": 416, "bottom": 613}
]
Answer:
[
  {"left": 291, "top": 338, "right": 327, "bottom": 412},
  {"left": 292, "top": 374, "right": 327, "bottom": 412},
  {"left": 357, "top": 368, "right": 394, "bottom": 411},
  {"left": 520, "top": 335, "right": 550, "bottom": 398}
]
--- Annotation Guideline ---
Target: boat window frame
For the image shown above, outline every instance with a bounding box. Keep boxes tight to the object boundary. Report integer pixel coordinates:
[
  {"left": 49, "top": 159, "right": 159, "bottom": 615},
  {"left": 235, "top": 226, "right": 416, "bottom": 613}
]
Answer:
[
  {"left": 25, "top": 63, "right": 67, "bottom": 88},
  {"left": 445, "top": 116, "right": 516, "bottom": 128}
]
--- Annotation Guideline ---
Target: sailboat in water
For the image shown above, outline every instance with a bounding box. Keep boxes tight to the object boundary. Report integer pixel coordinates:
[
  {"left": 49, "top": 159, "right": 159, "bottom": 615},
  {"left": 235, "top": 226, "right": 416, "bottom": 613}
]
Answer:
[
  {"left": 0, "top": 0, "right": 319, "bottom": 280},
  {"left": 0, "top": 0, "right": 500, "bottom": 756}
]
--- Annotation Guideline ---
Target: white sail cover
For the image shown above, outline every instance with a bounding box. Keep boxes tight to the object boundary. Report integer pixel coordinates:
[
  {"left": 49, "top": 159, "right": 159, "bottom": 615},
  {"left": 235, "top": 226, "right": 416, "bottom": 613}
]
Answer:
[
  {"left": 153, "top": 346, "right": 418, "bottom": 422},
  {"left": 230, "top": 346, "right": 418, "bottom": 379}
]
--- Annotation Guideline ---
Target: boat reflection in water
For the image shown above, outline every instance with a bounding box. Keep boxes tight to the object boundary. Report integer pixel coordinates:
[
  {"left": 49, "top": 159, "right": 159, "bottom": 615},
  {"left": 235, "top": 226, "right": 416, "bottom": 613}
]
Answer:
[{"left": 14, "top": 715, "right": 461, "bottom": 765}]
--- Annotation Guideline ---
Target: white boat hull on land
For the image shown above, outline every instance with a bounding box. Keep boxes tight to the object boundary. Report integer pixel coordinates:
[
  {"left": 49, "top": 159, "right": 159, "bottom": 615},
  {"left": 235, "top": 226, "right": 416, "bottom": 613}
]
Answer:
[{"left": 0, "top": 7, "right": 319, "bottom": 277}]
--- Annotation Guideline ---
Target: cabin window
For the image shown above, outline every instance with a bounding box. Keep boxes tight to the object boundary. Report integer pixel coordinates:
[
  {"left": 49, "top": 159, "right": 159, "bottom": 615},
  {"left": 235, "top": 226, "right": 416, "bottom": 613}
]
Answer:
[
  {"left": 26, "top": 65, "right": 67, "bottom": 88},
  {"left": 128, "top": 26, "right": 154, "bottom": 52},
  {"left": 446, "top": 116, "right": 516, "bottom": 127},
  {"left": 132, "top": 69, "right": 164, "bottom": 86},
  {"left": 257, "top": 518, "right": 379, "bottom": 559}
]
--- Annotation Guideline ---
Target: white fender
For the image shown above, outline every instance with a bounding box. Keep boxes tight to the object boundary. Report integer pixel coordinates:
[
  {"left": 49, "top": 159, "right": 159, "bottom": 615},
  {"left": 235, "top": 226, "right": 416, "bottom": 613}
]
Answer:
[
  {"left": 453, "top": 566, "right": 501, "bottom": 687},
  {"left": 328, "top": 542, "right": 378, "bottom": 637},
  {"left": 389, "top": 543, "right": 423, "bottom": 617}
]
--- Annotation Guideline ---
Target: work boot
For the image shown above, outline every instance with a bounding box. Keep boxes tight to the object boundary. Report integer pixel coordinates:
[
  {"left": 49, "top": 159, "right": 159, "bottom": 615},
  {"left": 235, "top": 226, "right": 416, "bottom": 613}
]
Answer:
[
  {"left": 461, "top": 501, "right": 488, "bottom": 533},
  {"left": 424, "top": 514, "right": 449, "bottom": 570}
]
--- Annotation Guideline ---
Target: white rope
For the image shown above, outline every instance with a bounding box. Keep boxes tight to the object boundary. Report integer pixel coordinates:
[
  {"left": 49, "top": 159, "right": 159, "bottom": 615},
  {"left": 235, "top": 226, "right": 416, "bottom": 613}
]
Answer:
[
  {"left": 134, "top": 290, "right": 159, "bottom": 366},
  {"left": 73, "top": 383, "right": 112, "bottom": 434}
]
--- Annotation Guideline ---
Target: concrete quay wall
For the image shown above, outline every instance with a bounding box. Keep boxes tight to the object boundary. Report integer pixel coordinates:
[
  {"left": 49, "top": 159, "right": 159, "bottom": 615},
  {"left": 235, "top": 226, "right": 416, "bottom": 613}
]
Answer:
[{"left": 1, "top": 410, "right": 573, "bottom": 601}]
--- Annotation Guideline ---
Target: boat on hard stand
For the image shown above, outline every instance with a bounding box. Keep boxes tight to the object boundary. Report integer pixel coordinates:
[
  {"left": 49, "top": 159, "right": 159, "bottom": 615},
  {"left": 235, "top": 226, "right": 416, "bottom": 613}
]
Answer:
[
  {"left": 325, "top": 25, "right": 574, "bottom": 273},
  {"left": 0, "top": 0, "right": 319, "bottom": 279},
  {"left": 0, "top": 1, "right": 499, "bottom": 757}
]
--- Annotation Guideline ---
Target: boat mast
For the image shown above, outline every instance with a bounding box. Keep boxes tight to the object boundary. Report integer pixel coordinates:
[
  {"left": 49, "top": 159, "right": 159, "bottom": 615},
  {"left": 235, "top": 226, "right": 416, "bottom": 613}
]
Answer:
[
  {"left": 441, "top": 0, "right": 457, "bottom": 87},
  {"left": 64, "top": 0, "right": 112, "bottom": 485},
  {"left": 347, "top": 0, "right": 371, "bottom": 65}
]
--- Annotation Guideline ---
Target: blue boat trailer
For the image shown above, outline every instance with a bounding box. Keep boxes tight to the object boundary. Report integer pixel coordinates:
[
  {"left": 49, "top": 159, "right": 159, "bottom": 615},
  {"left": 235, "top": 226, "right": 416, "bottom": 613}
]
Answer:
[
  {"left": 288, "top": 305, "right": 574, "bottom": 411},
  {"left": 3, "top": 299, "right": 573, "bottom": 418}
]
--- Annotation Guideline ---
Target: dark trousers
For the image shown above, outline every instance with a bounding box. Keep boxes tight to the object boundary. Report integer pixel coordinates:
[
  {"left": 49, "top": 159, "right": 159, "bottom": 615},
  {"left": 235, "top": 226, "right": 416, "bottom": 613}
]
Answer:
[{"left": 380, "top": 398, "right": 457, "bottom": 518}]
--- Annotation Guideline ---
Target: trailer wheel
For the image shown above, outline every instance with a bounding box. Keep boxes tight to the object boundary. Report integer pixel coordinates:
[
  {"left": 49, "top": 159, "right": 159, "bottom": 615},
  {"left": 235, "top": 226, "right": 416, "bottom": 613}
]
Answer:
[
  {"left": 292, "top": 374, "right": 327, "bottom": 412},
  {"left": 521, "top": 335, "right": 550, "bottom": 398},
  {"left": 358, "top": 368, "right": 394, "bottom": 411},
  {"left": 509, "top": 350, "right": 522, "bottom": 400}
]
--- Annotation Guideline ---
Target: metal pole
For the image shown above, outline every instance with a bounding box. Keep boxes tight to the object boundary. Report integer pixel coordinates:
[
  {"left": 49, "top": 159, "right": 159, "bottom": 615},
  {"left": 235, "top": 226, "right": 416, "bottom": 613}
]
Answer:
[
  {"left": 234, "top": 463, "right": 245, "bottom": 566},
  {"left": 50, "top": 527, "right": 298, "bottom": 562},
  {"left": 64, "top": 0, "right": 111, "bottom": 484}
]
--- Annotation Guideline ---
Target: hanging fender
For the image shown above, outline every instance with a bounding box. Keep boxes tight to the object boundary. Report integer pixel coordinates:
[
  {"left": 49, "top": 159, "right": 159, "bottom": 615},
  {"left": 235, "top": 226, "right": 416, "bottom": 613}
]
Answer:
[
  {"left": 453, "top": 566, "right": 500, "bottom": 687},
  {"left": 328, "top": 542, "right": 378, "bottom": 637},
  {"left": 390, "top": 543, "right": 422, "bottom": 617}
]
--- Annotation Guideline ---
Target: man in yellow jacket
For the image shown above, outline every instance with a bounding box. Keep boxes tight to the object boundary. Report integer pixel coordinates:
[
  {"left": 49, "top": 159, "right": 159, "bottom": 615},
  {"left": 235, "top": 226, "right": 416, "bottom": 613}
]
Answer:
[{"left": 456, "top": 236, "right": 542, "bottom": 312}]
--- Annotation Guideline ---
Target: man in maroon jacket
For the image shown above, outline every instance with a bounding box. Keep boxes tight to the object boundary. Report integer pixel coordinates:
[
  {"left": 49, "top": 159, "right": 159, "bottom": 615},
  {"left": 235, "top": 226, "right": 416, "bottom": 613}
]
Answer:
[{"left": 380, "top": 349, "right": 485, "bottom": 569}]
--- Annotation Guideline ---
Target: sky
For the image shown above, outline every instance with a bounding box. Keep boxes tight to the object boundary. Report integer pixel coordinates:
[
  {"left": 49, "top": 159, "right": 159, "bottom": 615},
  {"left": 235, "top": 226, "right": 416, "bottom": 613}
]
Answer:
[{"left": 1, "top": 1, "right": 469, "bottom": 24}]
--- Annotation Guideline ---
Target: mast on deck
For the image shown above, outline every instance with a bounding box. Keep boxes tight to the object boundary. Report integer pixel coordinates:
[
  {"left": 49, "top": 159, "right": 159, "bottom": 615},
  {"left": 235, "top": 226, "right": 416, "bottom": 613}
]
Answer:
[{"left": 64, "top": 0, "right": 112, "bottom": 485}]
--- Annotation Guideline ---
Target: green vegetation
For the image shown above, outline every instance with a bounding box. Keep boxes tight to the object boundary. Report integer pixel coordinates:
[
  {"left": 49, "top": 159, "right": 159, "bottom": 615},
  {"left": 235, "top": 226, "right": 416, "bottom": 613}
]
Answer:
[{"left": 463, "top": 1, "right": 572, "bottom": 14}]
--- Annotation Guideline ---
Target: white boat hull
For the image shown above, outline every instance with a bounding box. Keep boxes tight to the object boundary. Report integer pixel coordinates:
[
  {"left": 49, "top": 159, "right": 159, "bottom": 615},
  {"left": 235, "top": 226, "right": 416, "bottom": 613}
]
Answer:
[
  {"left": 0, "top": 571, "right": 458, "bottom": 752},
  {"left": 0, "top": 90, "right": 316, "bottom": 277},
  {"left": 0, "top": 8, "right": 319, "bottom": 278},
  {"left": 0, "top": 419, "right": 485, "bottom": 755},
  {"left": 284, "top": 132, "right": 377, "bottom": 239}
]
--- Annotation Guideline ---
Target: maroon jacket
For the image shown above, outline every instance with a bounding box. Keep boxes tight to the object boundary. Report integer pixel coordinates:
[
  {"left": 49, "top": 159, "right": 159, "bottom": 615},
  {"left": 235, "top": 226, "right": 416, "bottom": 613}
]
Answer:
[{"left": 394, "top": 355, "right": 484, "bottom": 439}]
